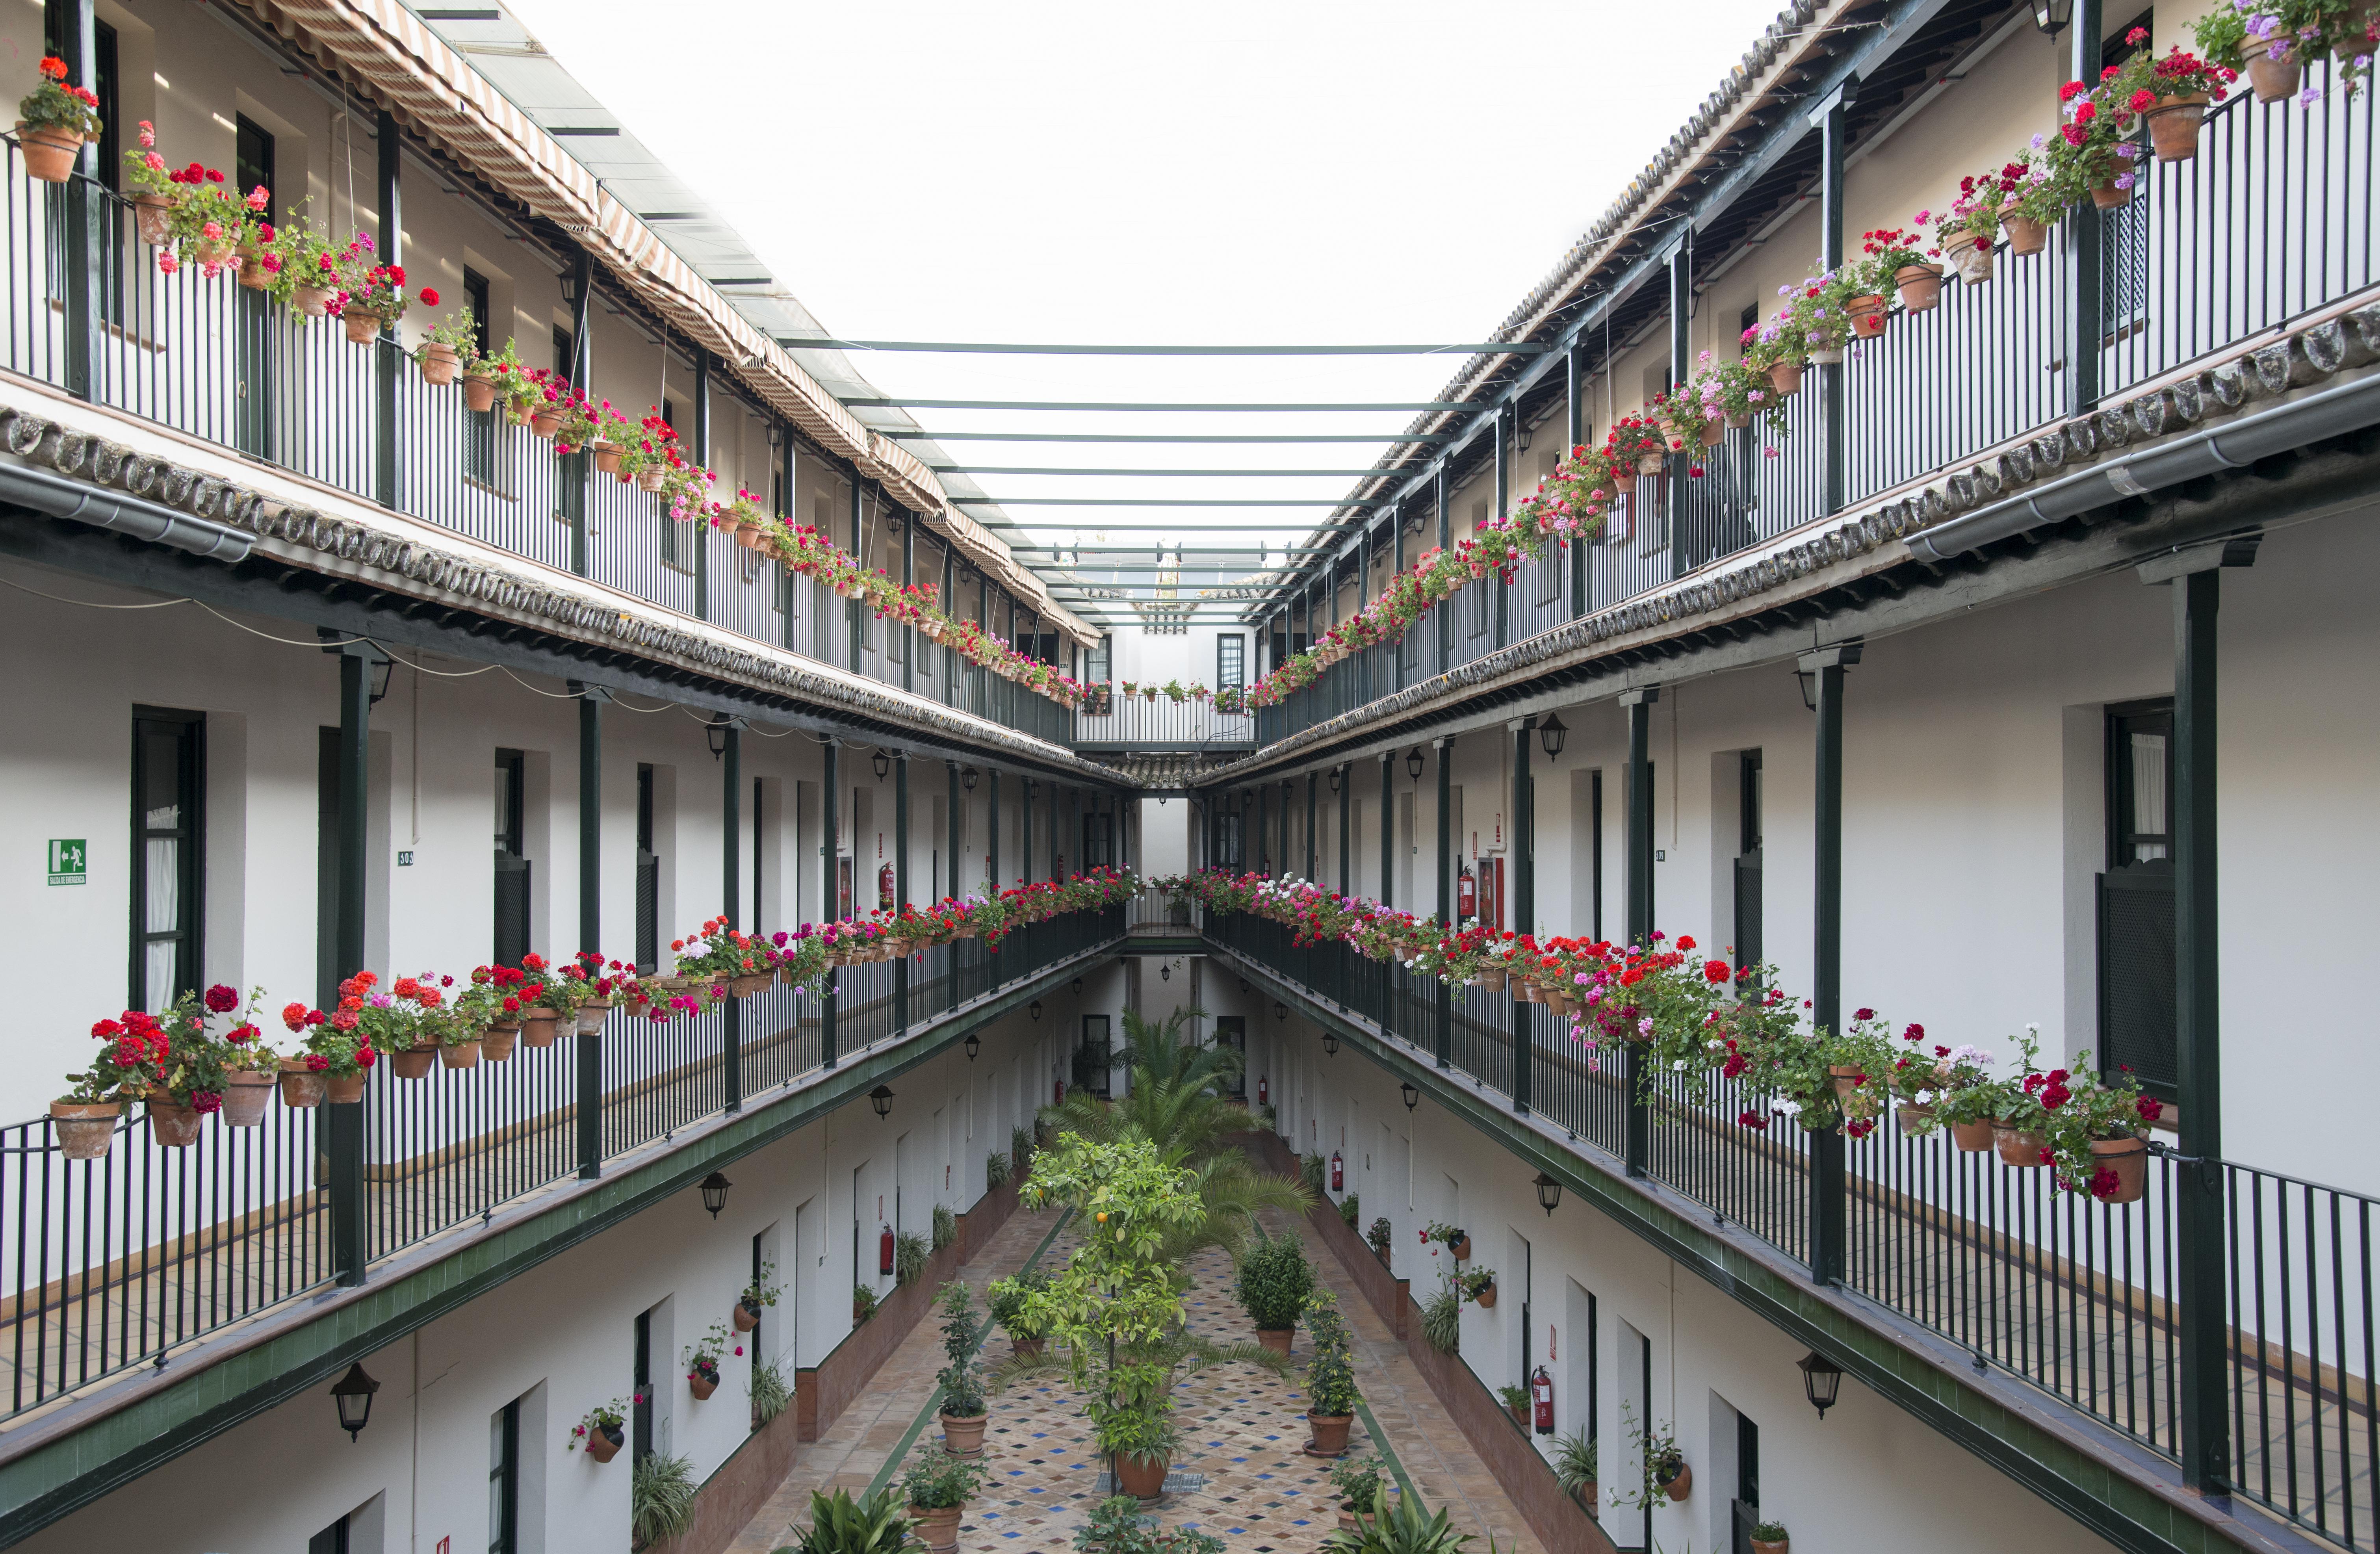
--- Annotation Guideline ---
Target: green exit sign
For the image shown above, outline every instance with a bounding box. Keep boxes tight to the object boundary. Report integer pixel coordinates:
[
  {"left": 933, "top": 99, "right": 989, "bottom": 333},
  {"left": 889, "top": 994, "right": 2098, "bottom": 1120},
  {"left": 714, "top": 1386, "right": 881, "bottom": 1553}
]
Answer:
[{"left": 47, "top": 839, "right": 86, "bottom": 886}]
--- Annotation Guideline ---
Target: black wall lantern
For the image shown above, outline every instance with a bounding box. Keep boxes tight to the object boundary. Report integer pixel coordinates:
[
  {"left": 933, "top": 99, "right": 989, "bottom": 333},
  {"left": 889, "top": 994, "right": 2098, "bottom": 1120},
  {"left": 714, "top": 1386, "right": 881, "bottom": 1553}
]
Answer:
[
  {"left": 1795, "top": 668, "right": 1819, "bottom": 711},
  {"left": 1238, "top": 978, "right": 1249, "bottom": 993},
  {"left": 2031, "top": 0, "right": 2072, "bottom": 32},
  {"left": 869, "top": 1084, "right": 895, "bottom": 1119},
  {"left": 1406, "top": 747, "right": 1425, "bottom": 782},
  {"left": 872, "top": 750, "right": 890, "bottom": 781},
  {"left": 1537, "top": 713, "right": 1567, "bottom": 758},
  {"left": 1401, "top": 1081, "right": 1419, "bottom": 1114},
  {"left": 1029, "top": 999, "right": 1043, "bottom": 1020},
  {"left": 1274, "top": 1001, "right": 1288, "bottom": 1021},
  {"left": 964, "top": 1031, "right": 982, "bottom": 1060},
  {"left": 331, "top": 1362, "right": 381, "bottom": 1441},
  {"left": 1159, "top": 962, "right": 1171, "bottom": 981},
  {"left": 706, "top": 715, "right": 730, "bottom": 760},
  {"left": 1071, "top": 977, "right": 1084, "bottom": 997},
  {"left": 1533, "top": 1172, "right": 1563, "bottom": 1216},
  {"left": 1798, "top": 1351, "right": 1844, "bottom": 1419},
  {"left": 961, "top": 767, "right": 980, "bottom": 791},
  {"left": 1321, "top": 1030, "right": 1339, "bottom": 1056},
  {"left": 1328, "top": 767, "right": 1342, "bottom": 794},
  {"left": 699, "top": 1170, "right": 732, "bottom": 1218}
]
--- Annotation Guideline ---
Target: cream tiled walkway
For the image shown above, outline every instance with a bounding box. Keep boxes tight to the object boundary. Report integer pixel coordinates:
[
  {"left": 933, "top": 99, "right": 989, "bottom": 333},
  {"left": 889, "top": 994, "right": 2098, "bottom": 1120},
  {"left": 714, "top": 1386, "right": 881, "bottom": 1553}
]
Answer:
[{"left": 730, "top": 1205, "right": 1541, "bottom": 1554}]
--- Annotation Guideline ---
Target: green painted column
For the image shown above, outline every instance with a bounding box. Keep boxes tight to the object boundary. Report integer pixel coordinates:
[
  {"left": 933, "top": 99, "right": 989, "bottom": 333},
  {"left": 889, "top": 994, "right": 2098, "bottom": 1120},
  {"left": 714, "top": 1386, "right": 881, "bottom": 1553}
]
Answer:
[
  {"left": 330, "top": 646, "right": 382, "bottom": 1274},
  {"left": 821, "top": 738, "right": 839, "bottom": 1069},
  {"left": 1510, "top": 717, "right": 1533, "bottom": 1114},
  {"left": 574, "top": 683, "right": 606, "bottom": 1178},
  {"left": 1435, "top": 735, "right": 1452, "bottom": 1070},
  {"left": 1801, "top": 644, "right": 1859, "bottom": 1285},
  {"left": 1621, "top": 687, "right": 1658, "bottom": 1177},
  {"left": 721, "top": 718, "right": 742, "bottom": 1114}
]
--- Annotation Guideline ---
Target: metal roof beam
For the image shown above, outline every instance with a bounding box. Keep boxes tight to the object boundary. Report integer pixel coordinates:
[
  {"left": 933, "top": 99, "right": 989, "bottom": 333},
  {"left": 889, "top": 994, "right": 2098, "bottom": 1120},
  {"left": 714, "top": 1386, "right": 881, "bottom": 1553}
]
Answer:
[
  {"left": 888, "top": 432, "right": 1450, "bottom": 444},
  {"left": 928, "top": 467, "right": 1408, "bottom": 478},
  {"left": 785, "top": 339, "right": 1548, "bottom": 356},
  {"left": 954, "top": 498, "right": 1388, "bottom": 508},
  {"left": 845, "top": 399, "right": 1483, "bottom": 413}
]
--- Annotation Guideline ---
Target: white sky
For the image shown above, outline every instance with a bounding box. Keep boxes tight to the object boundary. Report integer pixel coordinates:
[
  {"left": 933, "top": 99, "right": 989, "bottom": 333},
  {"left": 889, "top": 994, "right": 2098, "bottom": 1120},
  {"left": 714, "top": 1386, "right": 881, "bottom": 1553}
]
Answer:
[{"left": 501, "top": 0, "right": 1791, "bottom": 612}]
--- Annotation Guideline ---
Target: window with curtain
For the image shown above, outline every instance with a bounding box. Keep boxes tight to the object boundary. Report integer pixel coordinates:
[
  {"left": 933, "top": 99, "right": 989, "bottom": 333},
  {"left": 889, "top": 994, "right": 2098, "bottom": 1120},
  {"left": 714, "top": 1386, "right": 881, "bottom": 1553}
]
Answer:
[{"left": 132, "top": 710, "right": 202, "bottom": 1012}]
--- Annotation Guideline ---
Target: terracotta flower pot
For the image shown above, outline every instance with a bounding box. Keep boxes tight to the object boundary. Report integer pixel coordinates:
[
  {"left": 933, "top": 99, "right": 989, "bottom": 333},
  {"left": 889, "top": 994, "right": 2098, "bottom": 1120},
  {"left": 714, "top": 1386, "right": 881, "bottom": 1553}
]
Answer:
[
  {"left": 2091, "top": 1134, "right": 2150, "bottom": 1204},
  {"left": 1845, "top": 294, "right": 1890, "bottom": 338},
  {"left": 1895, "top": 1100, "right": 1934, "bottom": 1135},
  {"left": 131, "top": 192, "right": 174, "bottom": 247},
  {"left": 909, "top": 1503, "right": 963, "bottom": 1552},
  {"left": 2090, "top": 182, "right": 2131, "bottom": 211},
  {"left": 419, "top": 342, "right": 461, "bottom": 386},
  {"left": 278, "top": 1060, "right": 328, "bottom": 1108},
  {"left": 2146, "top": 95, "right": 2209, "bottom": 163},
  {"left": 1472, "top": 971, "right": 1506, "bottom": 993},
  {"left": 463, "top": 372, "right": 497, "bottom": 412},
  {"left": 590, "top": 438, "right": 622, "bottom": 473},
  {"left": 732, "top": 1299, "right": 762, "bottom": 1333},
  {"left": 1659, "top": 1460, "right": 1692, "bottom": 1502},
  {"left": 1257, "top": 1327, "right": 1294, "bottom": 1357},
  {"left": 1515, "top": 978, "right": 1547, "bottom": 1004},
  {"left": 729, "top": 973, "right": 772, "bottom": 997},
  {"left": 2243, "top": 37, "right": 2298, "bottom": 103},
  {"left": 1828, "top": 1065, "right": 1877, "bottom": 1120},
  {"left": 1946, "top": 232, "right": 1994, "bottom": 286},
  {"left": 1767, "top": 361, "right": 1803, "bottom": 397},
  {"left": 1450, "top": 1233, "right": 1472, "bottom": 1262},
  {"left": 1698, "top": 416, "right": 1727, "bottom": 446},
  {"left": 2337, "top": 0, "right": 2380, "bottom": 59},
  {"left": 508, "top": 401, "right": 535, "bottom": 427},
  {"left": 941, "top": 1409, "right": 988, "bottom": 1457},
  {"left": 440, "top": 1038, "right": 483, "bottom": 1070},
  {"left": 521, "top": 1007, "right": 560, "bottom": 1046},
  {"left": 220, "top": 1070, "right": 276, "bottom": 1127},
  {"left": 576, "top": 1001, "right": 613, "bottom": 1034},
  {"left": 1894, "top": 262, "right": 1944, "bottom": 312},
  {"left": 1723, "top": 411, "right": 1750, "bottom": 431},
  {"left": 48, "top": 1101, "right": 121, "bottom": 1161},
  {"left": 1011, "top": 1335, "right": 1045, "bottom": 1360},
  {"left": 1307, "top": 1411, "right": 1355, "bottom": 1457},
  {"left": 689, "top": 1370, "right": 719, "bottom": 1401},
  {"left": 15, "top": 124, "right": 81, "bottom": 184},
  {"left": 147, "top": 1092, "right": 203, "bottom": 1148},
  {"left": 389, "top": 1044, "right": 438, "bottom": 1080},
  {"left": 1338, "top": 1509, "right": 1361, "bottom": 1532},
  {"left": 236, "top": 243, "right": 272, "bottom": 290},
  {"left": 1810, "top": 345, "right": 1845, "bottom": 365},
  {"left": 343, "top": 311, "right": 383, "bottom": 345},
  {"left": 292, "top": 285, "right": 338, "bottom": 318},
  {"left": 1993, "top": 1121, "right": 2050, "bottom": 1168},
  {"left": 529, "top": 407, "right": 563, "bottom": 438},
  {"left": 583, "top": 1424, "right": 624, "bottom": 1463},
  {"left": 636, "top": 468, "right": 666, "bottom": 493},
  {"left": 1950, "top": 1118, "right": 1994, "bottom": 1152},
  {"left": 1575, "top": 1481, "right": 1597, "bottom": 1517},
  {"left": 1752, "top": 1539, "right": 1789, "bottom": 1554},
  {"left": 2003, "top": 215, "right": 2048, "bottom": 257},
  {"left": 325, "top": 1071, "right": 366, "bottom": 1103},
  {"left": 1472, "top": 1280, "right": 1497, "bottom": 1309},
  {"left": 482, "top": 1023, "right": 520, "bottom": 1062}
]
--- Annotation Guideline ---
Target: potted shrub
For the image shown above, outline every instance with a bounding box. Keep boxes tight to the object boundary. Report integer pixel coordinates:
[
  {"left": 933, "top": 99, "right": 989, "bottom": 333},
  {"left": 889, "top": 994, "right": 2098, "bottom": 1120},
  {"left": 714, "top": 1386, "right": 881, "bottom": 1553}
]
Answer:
[
  {"left": 569, "top": 1396, "right": 633, "bottom": 1462},
  {"left": 414, "top": 305, "right": 475, "bottom": 387},
  {"left": 737, "top": 1260, "right": 780, "bottom": 1333},
  {"left": 790, "top": 1487, "right": 912, "bottom": 1554},
  {"left": 1366, "top": 1216, "right": 1393, "bottom": 1261},
  {"left": 934, "top": 1280, "right": 990, "bottom": 1457},
  {"left": 1235, "top": 1234, "right": 1314, "bottom": 1355},
  {"left": 1329, "top": 1455, "right": 1386, "bottom": 1532},
  {"left": 1752, "top": 1519, "right": 1791, "bottom": 1554},
  {"left": 1496, "top": 1383, "right": 1530, "bottom": 1428},
  {"left": 1303, "top": 1291, "right": 1360, "bottom": 1457},
  {"left": 1456, "top": 1266, "right": 1497, "bottom": 1309},
  {"left": 1552, "top": 1427, "right": 1598, "bottom": 1516},
  {"left": 988, "top": 1266, "right": 1054, "bottom": 1357},
  {"left": 684, "top": 1322, "right": 739, "bottom": 1400},
  {"left": 1093, "top": 1398, "right": 1180, "bottom": 1502},
  {"left": 15, "top": 56, "right": 100, "bottom": 184}
]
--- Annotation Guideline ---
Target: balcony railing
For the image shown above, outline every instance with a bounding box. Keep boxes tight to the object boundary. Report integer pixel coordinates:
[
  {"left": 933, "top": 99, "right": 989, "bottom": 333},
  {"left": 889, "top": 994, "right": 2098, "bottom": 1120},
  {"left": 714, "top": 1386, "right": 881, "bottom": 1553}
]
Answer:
[
  {"left": 0, "top": 906, "right": 1121, "bottom": 1423},
  {"left": 1071, "top": 689, "right": 1255, "bottom": 750},
  {"left": 1258, "top": 68, "right": 2377, "bottom": 750},
  {"left": 1210, "top": 910, "right": 2378, "bottom": 1554}
]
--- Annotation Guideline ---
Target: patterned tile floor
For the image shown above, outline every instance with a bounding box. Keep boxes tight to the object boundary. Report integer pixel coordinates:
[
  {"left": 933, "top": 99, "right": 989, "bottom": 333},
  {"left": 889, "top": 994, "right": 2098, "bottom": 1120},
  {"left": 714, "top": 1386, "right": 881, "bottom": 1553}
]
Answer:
[{"left": 731, "top": 1205, "right": 1543, "bottom": 1554}]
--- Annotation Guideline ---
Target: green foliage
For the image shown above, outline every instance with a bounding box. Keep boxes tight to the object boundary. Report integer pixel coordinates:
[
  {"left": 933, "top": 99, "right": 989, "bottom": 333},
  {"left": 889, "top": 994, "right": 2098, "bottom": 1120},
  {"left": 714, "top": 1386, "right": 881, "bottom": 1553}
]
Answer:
[
  {"left": 1419, "top": 1286, "right": 1461, "bottom": 1355},
  {"left": 750, "top": 1358, "right": 793, "bottom": 1426},
  {"left": 1321, "top": 1487, "right": 1491, "bottom": 1554},
  {"left": 1089, "top": 1391, "right": 1182, "bottom": 1467},
  {"left": 1366, "top": 1217, "right": 1393, "bottom": 1257},
  {"left": 1011, "top": 1124, "right": 1034, "bottom": 1172},
  {"left": 852, "top": 1283, "right": 880, "bottom": 1324},
  {"left": 936, "top": 1280, "right": 988, "bottom": 1417},
  {"left": 985, "top": 1148, "right": 1013, "bottom": 1188},
  {"left": 1610, "top": 1405, "right": 1685, "bottom": 1512},
  {"left": 630, "top": 1452, "right": 698, "bottom": 1547},
  {"left": 1304, "top": 1290, "right": 1360, "bottom": 1416},
  {"left": 1017, "top": 1134, "right": 1206, "bottom": 1370},
  {"left": 1340, "top": 1192, "right": 1361, "bottom": 1227},
  {"left": 1550, "top": 1427, "right": 1597, "bottom": 1497},
  {"left": 1455, "top": 1266, "right": 1496, "bottom": 1303},
  {"left": 1754, "top": 1521, "right": 1789, "bottom": 1542},
  {"left": 932, "top": 1203, "right": 957, "bottom": 1253},
  {"left": 1330, "top": 1454, "right": 1387, "bottom": 1511},
  {"left": 1495, "top": 1383, "right": 1528, "bottom": 1409},
  {"left": 899, "top": 1447, "right": 986, "bottom": 1509},
  {"left": 1075, "top": 1494, "right": 1226, "bottom": 1554},
  {"left": 1235, "top": 1235, "right": 1314, "bottom": 1329},
  {"left": 1301, "top": 1151, "right": 1327, "bottom": 1197},
  {"left": 895, "top": 1229, "right": 930, "bottom": 1286},
  {"left": 783, "top": 1487, "right": 912, "bottom": 1554},
  {"left": 987, "top": 1265, "right": 1054, "bottom": 1338}
]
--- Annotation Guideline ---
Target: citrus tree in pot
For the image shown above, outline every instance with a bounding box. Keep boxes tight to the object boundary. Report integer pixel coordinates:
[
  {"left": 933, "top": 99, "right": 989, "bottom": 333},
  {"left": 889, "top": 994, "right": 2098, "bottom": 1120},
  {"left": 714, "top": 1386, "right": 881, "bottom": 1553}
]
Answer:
[
  {"left": 1303, "top": 1290, "right": 1361, "bottom": 1457},
  {"left": 934, "top": 1279, "right": 991, "bottom": 1456},
  {"left": 899, "top": 1448, "right": 984, "bottom": 1554},
  {"left": 1235, "top": 1234, "right": 1314, "bottom": 1355}
]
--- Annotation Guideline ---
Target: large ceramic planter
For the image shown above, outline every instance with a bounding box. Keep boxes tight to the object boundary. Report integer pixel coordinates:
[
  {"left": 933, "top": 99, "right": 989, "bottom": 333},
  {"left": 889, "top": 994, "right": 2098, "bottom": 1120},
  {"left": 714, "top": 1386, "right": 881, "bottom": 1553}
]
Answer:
[
  {"left": 1306, "top": 1412, "right": 1355, "bottom": 1457},
  {"left": 2146, "top": 95, "right": 2209, "bottom": 163},
  {"left": 440, "top": 1038, "right": 483, "bottom": 1070},
  {"left": 220, "top": 1070, "right": 276, "bottom": 1127},
  {"left": 1116, "top": 1452, "right": 1170, "bottom": 1501},
  {"left": 15, "top": 124, "right": 81, "bottom": 184},
  {"left": 1993, "top": 1121, "right": 2050, "bottom": 1168},
  {"left": 583, "top": 1424, "right": 624, "bottom": 1463},
  {"left": 326, "top": 1072, "right": 367, "bottom": 1104},
  {"left": 48, "top": 1101, "right": 120, "bottom": 1160},
  {"left": 1894, "top": 262, "right": 1943, "bottom": 312},
  {"left": 147, "top": 1092, "right": 202, "bottom": 1148},
  {"left": 521, "top": 1006, "right": 560, "bottom": 1046},
  {"left": 1256, "top": 1327, "right": 1294, "bottom": 1357},
  {"left": 941, "top": 1409, "right": 988, "bottom": 1457},
  {"left": 419, "top": 342, "right": 461, "bottom": 386},
  {"left": 909, "top": 1504, "right": 963, "bottom": 1552},
  {"left": 2092, "top": 1134, "right": 2150, "bottom": 1204}
]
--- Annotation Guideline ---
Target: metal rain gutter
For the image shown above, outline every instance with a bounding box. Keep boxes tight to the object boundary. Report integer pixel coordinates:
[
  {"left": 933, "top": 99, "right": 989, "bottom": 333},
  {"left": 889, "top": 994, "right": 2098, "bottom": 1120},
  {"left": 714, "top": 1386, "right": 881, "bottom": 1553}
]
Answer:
[
  {"left": 1908, "top": 369, "right": 2380, "bottom": 561},
  {"left": 0, "top": 462, "right": 252, "bottom": 563}
]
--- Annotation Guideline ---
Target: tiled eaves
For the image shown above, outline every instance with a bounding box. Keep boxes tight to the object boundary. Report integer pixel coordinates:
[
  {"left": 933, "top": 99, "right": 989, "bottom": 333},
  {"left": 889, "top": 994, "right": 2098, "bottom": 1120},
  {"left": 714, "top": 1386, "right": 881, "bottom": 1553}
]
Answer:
[
  {"left": 1220, "top": 304, "right": 2380, "bottom": 780},
  {"left": 0, "top": 399, "right": 1134, "bottom": 787}
]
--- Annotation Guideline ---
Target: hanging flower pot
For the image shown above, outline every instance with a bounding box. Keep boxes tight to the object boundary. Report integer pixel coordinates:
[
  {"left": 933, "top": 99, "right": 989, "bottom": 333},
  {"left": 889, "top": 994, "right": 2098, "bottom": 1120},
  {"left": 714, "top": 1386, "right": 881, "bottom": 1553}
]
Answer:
[
  {"left": 1635, "top": 451, "right": 1667, "bottom": 476},
  {"left": 291, "top": 285, "right": 338, "bottom": 318},
  {"left": 2241, "top": 37, "right": 2297, "bottom": 103},
  {"left": 2337, "top": 0, "right": 2380, "bottom": 59},
  {"left": 1657, "top": 1457, "right": 1692, "bottom": 1501},
  {"left": 1944, "top": 233, "right": 1994, "bottom": 286},
  {"left": 2146, "top": 95, "right": 2209, "bottom": 163},
  {"left": 1845, "top": 294, "right": 1890, "bottom": 338},
  {"left": 1894, "top": 262, "right": 1944, "bottom": 312},
  {"left": 576, "top": 999, "right": 612, "bottom": 1035},
  {"left": 529, "top": 406, "right": 563, "bottom": 438},
  {"left": 130, "top": 192, "right": 174, "bottom": 247},
  {"left": 462, "top": 372, "right": 498, "bottom": 412},
  {"left": 1895, "top": 1100, "right": 1934, "bottom": 1135},
  {"left": 1950, "top": 1118, "right": 1994, "bottom": 1152},
  {"left": 1306, "top": 1412, "right": 1355, "bottom": 1457},
  {"left": 1472, "top": 1279, "right": 1497, "bottom": 1309},
  {"left": 440, "top": 1038, "right": 483, "bottom": 1070},
  {"left": 1723, "top": 411, "right": 1750, "bottom": 431},
  {"left": 636, "top": 468, "right": 666, "bottom": 493},
  {"left": 2089, "top": 182, "right": 2131, "bottom": 211},
  {"left": 389, "top": 1042, "right": 438, "bottom": 1080},
  {"left": 235, "top": 242, "right": 271, "bottom": 291},
  {"left": 481, "top": 1023, "right": 519, "bottom": 1062},
  {"left": 522, "top": 1006, "right": 561, "bottom": 1045},
  {"left": 583, "top": 1424, "right": 624, "bottom": 1463},
  {"left": 1472, "top": 970, "right": 1506, "bottom": 993},
  {"left": 509, "top": 401, "right": 535, "bottom": 428},
  {"left": 590, "top": 438, "right": 622, "bottom": 473},
  {"left": 688, "top": 1369, "right": 720, "bottom": 1402},
  {"left": 219, "top": 1070, "right": 276, "bottom": 1127},
  {"left": 2003, "top": 215, "right": 2048, "bottom": 258},
  {"left": 1992, "top": 1121, "right": 2050, "bottom": 1167},
  {"left": 418, "top": 343, "right": 461, "bottom": 386},
  {"left": 2091, "top": 1134, "right": 2150, "bottom": 1204},
  {"left": 15, "top": 124, "right": 82, "bottom": 183},
  {"left": 729, "top": 973, "right": 772, "bottom": 997},
  {"left": 733, "top": 1299, "right": 762, "bottom": 1334},
  {"left": 278, "top": 1058, "right": 327, "bottom": 1108},
  {"left": 1449, "top": 1231, "right": 1472, "bottom": 1262},
  {"left": 1698, "top": 417, "right": 1726, "bottom": 447},
  {"left": 326, "top": 1071, "right": 366, "bottom": 1105},
  {"left": 48, "top": 1101, "right": 120, "bottom": 1161},
  {"left": 1766, "top": 361, "right": 1803, "bottom": 398},
  {"left": 146, "top": 1090, "right": 203, "bottom": 1148},
  {"left": 1515, "top": 977, "right": 1547, "bottom": 1004},
  {"left": 342, "top": 311, "right": 383, "bottom": 345}
]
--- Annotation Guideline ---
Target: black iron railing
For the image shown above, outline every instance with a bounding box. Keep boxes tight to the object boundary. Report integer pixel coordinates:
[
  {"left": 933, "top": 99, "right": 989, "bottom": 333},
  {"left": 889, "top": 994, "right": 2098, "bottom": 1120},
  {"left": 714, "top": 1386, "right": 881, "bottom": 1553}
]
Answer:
[
  {"left": 1210, "top": 910, "right": 2378, "bottom": 1554},
  {"left": 0, "top": 906, "right": 1120, "bottom": 1423},
  {"left": 1072, "top": 691, "right": 1256, "bottom": 750}
]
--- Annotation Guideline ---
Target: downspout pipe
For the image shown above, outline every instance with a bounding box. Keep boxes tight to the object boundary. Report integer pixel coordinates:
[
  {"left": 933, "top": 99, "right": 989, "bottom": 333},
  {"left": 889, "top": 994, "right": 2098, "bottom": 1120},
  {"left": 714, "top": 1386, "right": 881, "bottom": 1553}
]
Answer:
[
  {"left": 1908, "top": 369, "right": 2380, "bottom": 561},
  {"left": 0, "top": 461, "right": 252, "bottom": 563}
]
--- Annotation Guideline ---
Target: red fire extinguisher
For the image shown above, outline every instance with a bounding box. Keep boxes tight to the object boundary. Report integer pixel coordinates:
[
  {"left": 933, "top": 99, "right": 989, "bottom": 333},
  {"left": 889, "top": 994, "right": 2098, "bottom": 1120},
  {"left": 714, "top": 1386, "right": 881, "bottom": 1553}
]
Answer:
[
  {"left": 1329, "top": 1151, "right": 1344, "bottom": 1192},
  {"left": 878, "top": 1222, "right": 894, "bottom": 1277},
  {"left": 1457, "top": 863, "right": 1477, "bottom": 921},
  {"left": 1257, "top": 1074, "right": 1269, "bottom": 1106},
  {"left": 878, "top": 861, "right": 895, "bottom": 912},
  {"left": 1530, "top": 1366, "right": 1555, "bottom": 1434},
  {"left": 1054, "top": 1077, "right": 1066, "bottom": 1104}
]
